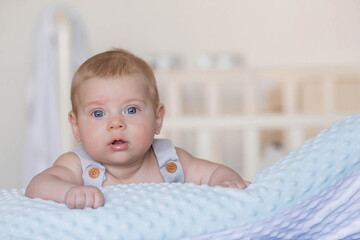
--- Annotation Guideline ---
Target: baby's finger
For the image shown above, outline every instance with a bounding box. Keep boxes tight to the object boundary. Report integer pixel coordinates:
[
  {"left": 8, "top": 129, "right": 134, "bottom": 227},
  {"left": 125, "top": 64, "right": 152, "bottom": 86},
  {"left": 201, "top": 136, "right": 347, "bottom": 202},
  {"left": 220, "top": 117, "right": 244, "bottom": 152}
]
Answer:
[
  {"left": 220, "top": 181, "right": 231, "bottom": 188},
  {"left": 75, "top": 192, "right": 86, "bottom": 209},
  {"left": 65, "top": 190, "right": 78, "bottom": 209},
  {"left": 93, "top": 192, "right": 105, "bottom": 209},
  {"left": 84, "top": 192, "right": 95, "bottom": 209},
  {"left": 65, "top": 195, "right": 75, "bottom": 209},
  {"left": 235, "top": 181, "right": 247, "bottom": 189}
]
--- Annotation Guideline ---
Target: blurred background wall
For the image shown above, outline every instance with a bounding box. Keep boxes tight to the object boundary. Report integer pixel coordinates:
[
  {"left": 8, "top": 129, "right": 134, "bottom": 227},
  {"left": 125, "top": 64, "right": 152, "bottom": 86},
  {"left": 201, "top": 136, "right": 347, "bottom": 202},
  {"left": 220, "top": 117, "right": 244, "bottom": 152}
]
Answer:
[{"left": 1, "top": 0, "right": 360, "bottom": 189}]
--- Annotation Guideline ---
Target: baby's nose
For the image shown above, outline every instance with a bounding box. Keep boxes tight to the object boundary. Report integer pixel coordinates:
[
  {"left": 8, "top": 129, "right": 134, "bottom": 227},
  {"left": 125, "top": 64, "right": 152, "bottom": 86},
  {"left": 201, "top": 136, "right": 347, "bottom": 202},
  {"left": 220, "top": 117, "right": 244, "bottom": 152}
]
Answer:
[{"left": 108, "top": 116, "right": 125, "bottom": 130}]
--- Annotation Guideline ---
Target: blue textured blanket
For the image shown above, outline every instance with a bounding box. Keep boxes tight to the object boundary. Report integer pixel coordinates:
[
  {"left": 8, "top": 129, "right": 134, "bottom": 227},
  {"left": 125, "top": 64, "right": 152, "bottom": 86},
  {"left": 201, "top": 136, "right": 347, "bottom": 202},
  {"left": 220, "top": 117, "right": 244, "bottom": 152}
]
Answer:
[{"left": 2, "top": 114, "right": 360, "bottom": 239}]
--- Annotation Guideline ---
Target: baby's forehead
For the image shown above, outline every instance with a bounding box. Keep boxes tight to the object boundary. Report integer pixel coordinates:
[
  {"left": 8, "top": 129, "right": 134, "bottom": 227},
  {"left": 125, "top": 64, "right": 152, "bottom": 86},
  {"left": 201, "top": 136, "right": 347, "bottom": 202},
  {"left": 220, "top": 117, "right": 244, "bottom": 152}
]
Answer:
[
  {"left": 79, "top": 75, "right": 153, "bottom": 100},
  {"left": 84, "top": 74, "right": 149, "bottom": 90}
]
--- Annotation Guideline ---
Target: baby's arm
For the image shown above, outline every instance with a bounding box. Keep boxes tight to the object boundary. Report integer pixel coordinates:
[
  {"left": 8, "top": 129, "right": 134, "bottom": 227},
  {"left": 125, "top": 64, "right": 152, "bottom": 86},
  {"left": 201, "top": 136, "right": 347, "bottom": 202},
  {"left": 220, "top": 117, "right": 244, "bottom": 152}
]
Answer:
[
  {"left": 208, "top": 165, "right": 251, "bottom": 189},
  {"left": 176, "top": 147, "right": 250, "bottom": 189},
  {"left": 25, "top": 153, "right": 104, "bottom": 209}
]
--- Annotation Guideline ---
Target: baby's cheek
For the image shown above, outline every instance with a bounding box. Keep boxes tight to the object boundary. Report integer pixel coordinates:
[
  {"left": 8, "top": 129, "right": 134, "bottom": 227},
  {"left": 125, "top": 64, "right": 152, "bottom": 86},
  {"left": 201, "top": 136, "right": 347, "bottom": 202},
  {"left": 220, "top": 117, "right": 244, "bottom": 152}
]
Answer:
[
  {"left": 79, "top": 123, "right": 103, "bottom": 142},
  {"left": 132, "top": 125, "right": 156, "bottom": 143},
  {"left": 136, "top": 135, "right": 155, "bottom": 151}
]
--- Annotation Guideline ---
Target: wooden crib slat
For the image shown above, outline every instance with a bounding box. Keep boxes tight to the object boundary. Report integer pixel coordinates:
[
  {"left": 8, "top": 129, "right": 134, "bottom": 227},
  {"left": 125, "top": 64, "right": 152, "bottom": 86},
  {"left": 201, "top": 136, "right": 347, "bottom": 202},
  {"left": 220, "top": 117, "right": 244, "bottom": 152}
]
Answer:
[
  {"left": 243, "top": 128, "right": 260, "bottom": 180},
  {"left": 167, "top": 79, "right": 182, "bottom": 117},
  {"left": 323, "top": 76, "right": 336, "bottom": 113},
  {"left": 243, "top": 78, "right": 257, "bottom": 114},
  {"left": 56, "top": 10, "right": 74, "bottom": 154},
  {"left": 205, "top": 81, "right": 220, "bottom": 116}
]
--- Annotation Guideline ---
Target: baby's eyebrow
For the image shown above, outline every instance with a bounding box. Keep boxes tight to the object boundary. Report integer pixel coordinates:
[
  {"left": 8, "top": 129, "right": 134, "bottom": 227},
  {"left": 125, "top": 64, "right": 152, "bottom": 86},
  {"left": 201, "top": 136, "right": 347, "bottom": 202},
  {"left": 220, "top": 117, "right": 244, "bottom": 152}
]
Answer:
[
  {"left": 122, "top": 99, "right": 147, "bottom": 105},
  {"left": 83, "top": 101, "right": 104, "bottom": 109}
]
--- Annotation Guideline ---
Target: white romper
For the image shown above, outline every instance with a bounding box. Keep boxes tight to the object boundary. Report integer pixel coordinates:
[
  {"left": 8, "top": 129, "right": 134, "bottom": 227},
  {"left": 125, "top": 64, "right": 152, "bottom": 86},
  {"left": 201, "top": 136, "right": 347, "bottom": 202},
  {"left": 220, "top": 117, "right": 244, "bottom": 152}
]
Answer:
[{"left": 72, "top": 139, "right": 185, "bottom": 187}]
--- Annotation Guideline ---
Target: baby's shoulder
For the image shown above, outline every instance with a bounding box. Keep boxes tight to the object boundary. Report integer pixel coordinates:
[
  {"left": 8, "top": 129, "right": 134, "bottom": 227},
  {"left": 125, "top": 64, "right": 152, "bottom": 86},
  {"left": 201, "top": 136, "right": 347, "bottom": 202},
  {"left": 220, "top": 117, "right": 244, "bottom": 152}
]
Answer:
[
  {"left": 42, "top": 151, "right": 83, "bottom": 184},
  {"left": 175, "top": 147, "right": 211, "bottom": 169},
  {"left": 174, "top": 147, "right": 193, "bottom": 162},
  {"left": 53, "top": 151, "right": 82, "bottom": 168},
  {"left": 174, "top": 146, "right": 218, "bottom": 184}
]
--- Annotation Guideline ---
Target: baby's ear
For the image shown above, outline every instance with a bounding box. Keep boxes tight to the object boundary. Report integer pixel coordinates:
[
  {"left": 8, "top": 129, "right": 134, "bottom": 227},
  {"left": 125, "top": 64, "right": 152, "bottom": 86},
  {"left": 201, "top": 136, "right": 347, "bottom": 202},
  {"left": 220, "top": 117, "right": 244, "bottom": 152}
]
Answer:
[
  {"left": 68, "top": 111, "right": 81, "bottom": 142},
  {"left": 155, "top": 104, "right": 165, "bottom": 135}
]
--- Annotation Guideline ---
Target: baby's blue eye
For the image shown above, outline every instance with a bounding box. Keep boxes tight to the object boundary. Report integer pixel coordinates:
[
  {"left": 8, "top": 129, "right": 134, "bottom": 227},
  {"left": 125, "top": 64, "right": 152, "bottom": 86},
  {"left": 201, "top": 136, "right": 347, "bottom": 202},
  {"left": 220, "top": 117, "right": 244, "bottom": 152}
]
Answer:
[
  {"left": 125, "top": 107, "right": 137, "bottom": 114},
  {"left": 92, "top": 110, "right": 104, "bottom": 118}
]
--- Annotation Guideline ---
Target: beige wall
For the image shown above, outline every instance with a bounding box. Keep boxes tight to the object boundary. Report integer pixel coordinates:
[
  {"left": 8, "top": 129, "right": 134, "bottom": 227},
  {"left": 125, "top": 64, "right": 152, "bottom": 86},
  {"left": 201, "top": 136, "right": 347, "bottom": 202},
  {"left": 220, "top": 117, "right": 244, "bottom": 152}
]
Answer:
[{"left": 1, "top": 0, "right": 360, "bottom": 189}]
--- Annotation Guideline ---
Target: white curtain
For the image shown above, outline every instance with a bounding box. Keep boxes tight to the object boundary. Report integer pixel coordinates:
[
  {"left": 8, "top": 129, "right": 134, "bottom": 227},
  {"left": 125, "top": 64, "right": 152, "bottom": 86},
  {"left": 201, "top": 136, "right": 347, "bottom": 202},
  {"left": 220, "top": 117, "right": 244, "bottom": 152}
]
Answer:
[{"left": 24, "top": 4, "right": 88, "bottom": 187}]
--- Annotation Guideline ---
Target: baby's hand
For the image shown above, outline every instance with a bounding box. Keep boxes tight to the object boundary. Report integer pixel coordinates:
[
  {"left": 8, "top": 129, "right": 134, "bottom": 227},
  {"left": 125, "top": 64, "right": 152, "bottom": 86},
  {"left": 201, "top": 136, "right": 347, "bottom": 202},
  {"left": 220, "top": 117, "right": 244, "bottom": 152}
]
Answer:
[
  {"left": 65, "top": 186, "right": 104, "bottom": 209},
  {"left": 220, "top": 180, "right": 251, "bottom": 189}
]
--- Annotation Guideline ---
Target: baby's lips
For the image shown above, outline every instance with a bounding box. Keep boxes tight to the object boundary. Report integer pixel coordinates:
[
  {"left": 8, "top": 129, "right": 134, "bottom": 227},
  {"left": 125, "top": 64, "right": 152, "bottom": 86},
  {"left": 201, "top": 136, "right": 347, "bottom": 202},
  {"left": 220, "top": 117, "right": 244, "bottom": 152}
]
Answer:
[
  {"left": 109, "top": 137, "right": 127, "bottom": 145},
  {"left": 111, "top": 139, "right": 125, "bottom": 145},
  {"left": 108, "top": 138, "right": 129, "bottom": 151}
]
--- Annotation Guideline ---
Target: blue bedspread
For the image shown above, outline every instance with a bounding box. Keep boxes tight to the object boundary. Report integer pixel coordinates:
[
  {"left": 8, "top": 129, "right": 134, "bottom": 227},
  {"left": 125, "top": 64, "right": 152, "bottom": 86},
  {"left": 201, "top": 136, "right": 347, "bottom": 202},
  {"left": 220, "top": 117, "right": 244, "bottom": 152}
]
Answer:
[{"left": 2, "top": 113, "right": 360, "bottom": 239}]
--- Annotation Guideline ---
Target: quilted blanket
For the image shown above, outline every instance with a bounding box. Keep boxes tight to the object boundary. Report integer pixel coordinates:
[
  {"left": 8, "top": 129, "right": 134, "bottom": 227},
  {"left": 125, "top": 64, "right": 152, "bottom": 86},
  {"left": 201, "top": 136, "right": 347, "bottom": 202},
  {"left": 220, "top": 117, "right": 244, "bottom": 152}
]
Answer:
[{"left": 2, "top": 113, "right": 360, "bottom": 239}]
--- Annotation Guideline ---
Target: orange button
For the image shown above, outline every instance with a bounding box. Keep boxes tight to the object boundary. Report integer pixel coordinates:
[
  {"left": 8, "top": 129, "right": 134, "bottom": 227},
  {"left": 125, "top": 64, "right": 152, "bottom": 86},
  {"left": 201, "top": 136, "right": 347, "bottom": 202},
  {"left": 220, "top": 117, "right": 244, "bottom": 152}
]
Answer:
[
  {"left": 89, "top": 167, "right": 100, "bottom": 178},
  {"left": 166, "top": 162, "right": 177, "bottom": 173}
]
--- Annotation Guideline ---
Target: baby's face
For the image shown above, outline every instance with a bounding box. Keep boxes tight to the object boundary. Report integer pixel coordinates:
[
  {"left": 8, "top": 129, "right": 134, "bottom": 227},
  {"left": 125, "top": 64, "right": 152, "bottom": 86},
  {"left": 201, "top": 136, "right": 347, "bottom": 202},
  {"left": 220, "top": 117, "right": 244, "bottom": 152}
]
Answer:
[{"left": 71, "top": 74, "right": 163, "bottom": 165}]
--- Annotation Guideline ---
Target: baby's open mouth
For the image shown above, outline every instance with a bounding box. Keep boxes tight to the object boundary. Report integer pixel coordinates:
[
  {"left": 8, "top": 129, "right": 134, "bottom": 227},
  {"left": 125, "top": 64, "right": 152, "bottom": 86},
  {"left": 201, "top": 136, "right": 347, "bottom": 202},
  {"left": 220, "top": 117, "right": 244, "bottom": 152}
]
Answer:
[
  {"left": 111, "top": 139, "right": 126, "bottom": 145},
  {"left": 109, "top": 139, "right": 129, "bottom": 151}
]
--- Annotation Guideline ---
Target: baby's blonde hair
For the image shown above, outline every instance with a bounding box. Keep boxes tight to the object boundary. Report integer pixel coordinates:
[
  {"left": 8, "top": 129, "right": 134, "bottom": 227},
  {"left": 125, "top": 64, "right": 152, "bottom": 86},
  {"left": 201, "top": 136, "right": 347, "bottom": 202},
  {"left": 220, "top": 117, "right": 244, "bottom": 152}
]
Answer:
[{"left": 70, "top": 48, "right": 159, "bottom": 114}]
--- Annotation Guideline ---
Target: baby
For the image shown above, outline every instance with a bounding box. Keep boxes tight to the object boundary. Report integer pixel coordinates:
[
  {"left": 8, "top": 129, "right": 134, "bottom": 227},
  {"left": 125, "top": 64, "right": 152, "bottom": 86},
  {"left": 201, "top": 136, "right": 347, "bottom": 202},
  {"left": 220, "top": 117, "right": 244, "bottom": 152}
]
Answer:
[{"left": 25, "top": 49, "right": 250, "bottom": 209}]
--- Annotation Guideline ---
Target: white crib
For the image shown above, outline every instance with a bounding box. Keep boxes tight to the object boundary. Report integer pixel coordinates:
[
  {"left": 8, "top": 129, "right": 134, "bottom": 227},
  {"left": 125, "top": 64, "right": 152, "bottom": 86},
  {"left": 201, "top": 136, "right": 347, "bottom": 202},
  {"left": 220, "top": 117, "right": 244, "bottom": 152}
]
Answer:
[{"left": 155, "top": 68, "right": 360, "bottom": 180}]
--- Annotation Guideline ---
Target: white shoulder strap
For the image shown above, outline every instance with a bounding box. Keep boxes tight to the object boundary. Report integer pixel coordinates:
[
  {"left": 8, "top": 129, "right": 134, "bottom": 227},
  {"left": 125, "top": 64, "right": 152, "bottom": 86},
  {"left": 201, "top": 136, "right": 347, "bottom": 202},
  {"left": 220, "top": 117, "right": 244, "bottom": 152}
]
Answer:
[
  {"left": 72, "top": 144, "right": 106, "bottom": 187},
  {"left": 152, "top": 139, "right": 185, "bottom": 183}
]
